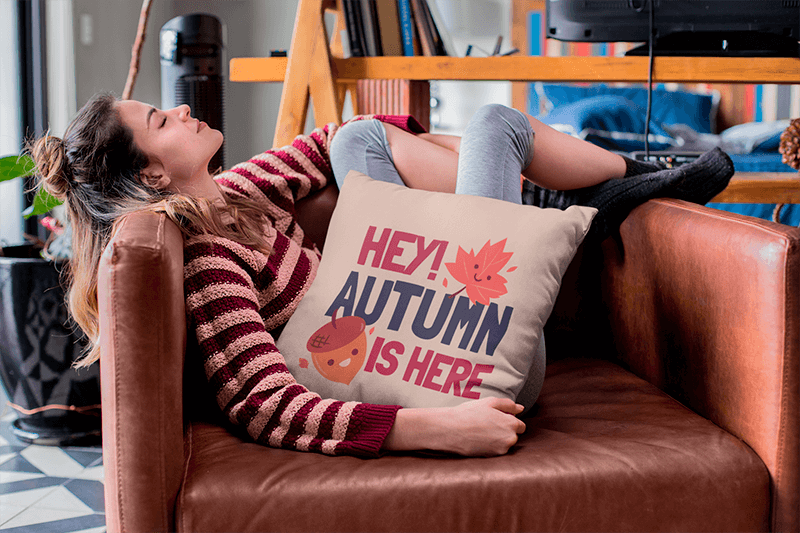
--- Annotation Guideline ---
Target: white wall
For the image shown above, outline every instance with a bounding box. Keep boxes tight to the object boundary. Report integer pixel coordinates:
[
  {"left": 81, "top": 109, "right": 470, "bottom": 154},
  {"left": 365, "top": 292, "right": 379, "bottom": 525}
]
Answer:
[
  {"left": 430, "top": 0, "right": 512, "bottom": 135},
  {"left": 0, "top": 0, "right": 23, "bottom": 246},
  {"left": 71, "top": 0, "right": 298, "bottom": 166}
]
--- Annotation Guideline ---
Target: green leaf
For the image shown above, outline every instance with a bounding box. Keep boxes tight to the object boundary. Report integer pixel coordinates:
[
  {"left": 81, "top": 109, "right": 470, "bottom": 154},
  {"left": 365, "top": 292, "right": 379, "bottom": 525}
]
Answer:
[
  {"left": 0, "top": 154, "right": 36, "bottom": 183},
  {"left": 22, "top": 188, "right": 61, "bottom": 219}
]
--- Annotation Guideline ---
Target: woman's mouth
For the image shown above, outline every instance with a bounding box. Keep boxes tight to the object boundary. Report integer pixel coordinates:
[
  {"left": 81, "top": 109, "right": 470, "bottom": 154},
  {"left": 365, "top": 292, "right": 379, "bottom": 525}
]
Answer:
[{"left": 197, "top": 121, "right": 206, "bottom": 132}]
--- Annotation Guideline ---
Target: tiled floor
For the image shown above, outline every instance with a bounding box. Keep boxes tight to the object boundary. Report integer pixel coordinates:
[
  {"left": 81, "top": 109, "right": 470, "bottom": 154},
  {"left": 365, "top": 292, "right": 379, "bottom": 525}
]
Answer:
[{"left": 0, "top": 394, "right": 105, "bottom": 532}]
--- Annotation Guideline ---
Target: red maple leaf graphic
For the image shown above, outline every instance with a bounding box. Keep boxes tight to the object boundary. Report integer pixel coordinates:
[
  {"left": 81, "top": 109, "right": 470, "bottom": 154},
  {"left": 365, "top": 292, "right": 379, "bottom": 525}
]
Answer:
[{"left": 444, "top": 239, "right": 514, "bottom": 305}]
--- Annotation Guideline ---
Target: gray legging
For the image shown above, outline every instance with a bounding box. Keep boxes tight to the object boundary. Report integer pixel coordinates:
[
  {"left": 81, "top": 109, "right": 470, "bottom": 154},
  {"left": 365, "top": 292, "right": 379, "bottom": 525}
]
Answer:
[
  {"left": 329, "top": 103, "right": 534, "bottom": 203},
  {"left": 328, "top": 103, "right": 545, "bottom": 410}
]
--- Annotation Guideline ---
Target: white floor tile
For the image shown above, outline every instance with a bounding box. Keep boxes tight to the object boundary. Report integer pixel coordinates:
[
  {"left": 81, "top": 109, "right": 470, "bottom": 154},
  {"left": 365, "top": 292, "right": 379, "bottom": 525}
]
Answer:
[
  {"left": 0, "top": 470, "right": 45, "bottom": 483},
  {"left": 0, "top": 486, "right": 58, "bottom": 509},
  {"left": 0, "top": 453, "right": 17, "bottom": 467},
  {"left": 72, "top": 527, "right": 106, "bottom": 533},
  {"left": 21, "top": 446, "right": 85, "bottom": 478},
  {"left": 1, "top": 506, "right": 93, "bottom": 528},
  {"left": 75, "top": 464, "right": 104, "bottom": 481},
  {"left": 0, "top": 504, "right": 26, "bottom": 526},
  {"left": 35, "top": 485, "right": 94, "bottom": 514}
]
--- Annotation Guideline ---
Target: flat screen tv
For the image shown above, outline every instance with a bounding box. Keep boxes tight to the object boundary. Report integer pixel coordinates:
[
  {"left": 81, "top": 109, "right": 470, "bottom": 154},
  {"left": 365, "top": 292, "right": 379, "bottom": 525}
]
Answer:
[{"left": 545, "top": 0, "right": 800, "bottom": 57}]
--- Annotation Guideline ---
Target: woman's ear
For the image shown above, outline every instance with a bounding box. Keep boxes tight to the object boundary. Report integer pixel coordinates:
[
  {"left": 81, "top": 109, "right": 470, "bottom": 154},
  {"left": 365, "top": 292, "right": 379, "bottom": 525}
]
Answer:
[{"left": 141, "top": 172, "right": 171, "bottom": 191}]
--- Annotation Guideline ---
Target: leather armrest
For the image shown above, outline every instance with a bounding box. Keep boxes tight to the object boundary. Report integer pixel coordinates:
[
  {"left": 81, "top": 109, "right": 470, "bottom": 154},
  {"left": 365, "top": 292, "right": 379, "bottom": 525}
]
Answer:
[
  {"left": 98, "top": 211, "right": 187, "bottom": 533},
  {"left": 601, "top": 199, "right": 800, "bottom": 533}
]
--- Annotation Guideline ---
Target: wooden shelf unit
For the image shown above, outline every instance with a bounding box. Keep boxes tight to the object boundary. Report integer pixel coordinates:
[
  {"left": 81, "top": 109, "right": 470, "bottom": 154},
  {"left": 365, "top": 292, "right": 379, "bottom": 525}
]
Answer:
[
  {"left": 231, "top": 55, "right": 800, "bottom": 85},
  {"left": 230, "top": 0, "right": 800, "bottom": 205}
]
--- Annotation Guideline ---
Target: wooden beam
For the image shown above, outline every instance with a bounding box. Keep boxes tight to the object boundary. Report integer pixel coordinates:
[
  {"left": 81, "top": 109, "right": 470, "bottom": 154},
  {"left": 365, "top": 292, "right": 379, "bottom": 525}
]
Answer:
[
  {"left": 232, "top": 56, "right": 800, "bottom": 85},
  {"left": 272, "top": 0, "right": 339, "bottom": 148},
  {"left": 712, "top": 173, "right": 800, "bottom": 204}
]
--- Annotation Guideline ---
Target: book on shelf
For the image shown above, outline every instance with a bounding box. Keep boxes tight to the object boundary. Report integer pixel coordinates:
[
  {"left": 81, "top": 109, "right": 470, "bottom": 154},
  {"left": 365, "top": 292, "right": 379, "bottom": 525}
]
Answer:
[
  {"left": 397, "top": 0, "right": 416, "bottom": 56},
  {"left": 359, "top": 0, "right": 383, "bottom": 56},
  {"left": 410, "top": 0, "right": 450, "bottom": 56},
  {"left": 375, "top": 0, "right": 403, "bottom": 56},
  {"left": 423, "top": 0, "right": 456, "bottom": 56},
  {"left": 409, "top": 0, "right": 436, "bottom": 56},
  {"left": 342, "top": 0, "right": 366, "bottom": 57}
]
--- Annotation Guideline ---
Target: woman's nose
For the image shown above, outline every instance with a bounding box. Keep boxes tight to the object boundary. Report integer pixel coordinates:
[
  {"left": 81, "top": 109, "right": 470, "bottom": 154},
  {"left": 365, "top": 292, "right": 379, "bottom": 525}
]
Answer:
[{"left": 176, "top": 104, "right": 191, "bottom": 120}]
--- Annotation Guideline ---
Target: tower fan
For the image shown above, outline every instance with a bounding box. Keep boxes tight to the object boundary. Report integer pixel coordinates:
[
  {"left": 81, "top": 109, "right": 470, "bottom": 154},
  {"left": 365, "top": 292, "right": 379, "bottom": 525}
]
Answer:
[{"left": 160, "top": 14, "right": 225, "bottom": 171}]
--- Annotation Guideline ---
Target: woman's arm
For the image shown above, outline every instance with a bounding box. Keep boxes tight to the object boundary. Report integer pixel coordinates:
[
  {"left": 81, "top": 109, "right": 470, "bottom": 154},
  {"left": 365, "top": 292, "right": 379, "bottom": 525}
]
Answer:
[
  {"left": 184, "top": 236, "right": 526, "bottom": 457},
  {"left": 184, "top": 236, "right": 398, "bottom": 457},
  {"left": 215, "top": 124, "right": 336, "bottom": 212},
  {"left": 384, "top": 397, "right": 526, "bottom": 456}
]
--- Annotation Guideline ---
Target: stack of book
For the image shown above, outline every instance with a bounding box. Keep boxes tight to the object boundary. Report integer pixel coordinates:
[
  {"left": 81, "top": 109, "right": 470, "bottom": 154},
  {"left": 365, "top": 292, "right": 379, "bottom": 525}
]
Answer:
[{"left": 341, "top": 0, "right": 457, "bottom": 57}]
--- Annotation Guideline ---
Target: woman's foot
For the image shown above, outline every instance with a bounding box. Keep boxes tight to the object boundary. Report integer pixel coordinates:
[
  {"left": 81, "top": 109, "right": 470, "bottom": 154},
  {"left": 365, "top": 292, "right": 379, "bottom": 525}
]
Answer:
[
  {"left": 521, "top": 147, "right": 735, "bottom": 243},
  {"left": 666, "top": 147, "right": 735, "bottom": 205},
  {"left": 620, "top": 155, "right": 667, "bottom": 177}
]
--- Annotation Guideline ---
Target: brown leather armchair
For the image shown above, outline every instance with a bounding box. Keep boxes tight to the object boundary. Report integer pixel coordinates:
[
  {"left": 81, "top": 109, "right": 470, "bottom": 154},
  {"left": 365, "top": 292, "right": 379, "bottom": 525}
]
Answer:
[{"left": 99, "top": 185, "right": 798, "bottom": 532}]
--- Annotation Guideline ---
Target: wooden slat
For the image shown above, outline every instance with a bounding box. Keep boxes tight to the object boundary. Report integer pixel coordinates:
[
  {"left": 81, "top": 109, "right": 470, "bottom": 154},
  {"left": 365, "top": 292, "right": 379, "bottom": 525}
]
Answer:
[
  {"left": 231, "top": 56, "right": 800, "bottom": 84},
  {"left": 712, "top": 173, "right": 800, "bottom": 204}
]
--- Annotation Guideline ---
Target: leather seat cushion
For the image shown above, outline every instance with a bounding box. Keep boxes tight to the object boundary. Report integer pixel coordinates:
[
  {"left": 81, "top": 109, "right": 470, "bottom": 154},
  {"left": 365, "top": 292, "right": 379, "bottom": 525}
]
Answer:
[{"left": 177, "top": 358, "right": 770, "bottom": 532}]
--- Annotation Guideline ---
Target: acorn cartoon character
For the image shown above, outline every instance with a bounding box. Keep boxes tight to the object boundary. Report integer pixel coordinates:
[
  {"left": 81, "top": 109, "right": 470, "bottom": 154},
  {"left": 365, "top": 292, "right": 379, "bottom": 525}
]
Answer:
[{"left": 306, "top": 309, "right": 367, "bottom": 385}]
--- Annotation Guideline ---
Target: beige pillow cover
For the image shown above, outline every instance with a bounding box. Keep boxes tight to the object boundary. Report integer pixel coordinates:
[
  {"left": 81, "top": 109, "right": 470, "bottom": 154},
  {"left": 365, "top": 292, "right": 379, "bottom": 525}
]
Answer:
[{"left": 277, "top": 171, "right": 596, "bottom": 408}]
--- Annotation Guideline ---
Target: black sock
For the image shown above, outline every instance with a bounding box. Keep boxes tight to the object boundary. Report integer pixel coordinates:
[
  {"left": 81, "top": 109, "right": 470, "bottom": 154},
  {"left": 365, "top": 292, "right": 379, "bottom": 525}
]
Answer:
[
  {"left": 576, "top": 169, "right": 685, "bottom": 242},
  {"left": 667, "top": 147, "right": 735, "bottom": 205},
  {"left": 521, "top": 148, "right": 734, "bottom": 243},
  {"left": 621, "top": 155, "right": 667, "bottom": 178},
  {"left": 522, "top": 166, "right": 685, "bottom": 243}
]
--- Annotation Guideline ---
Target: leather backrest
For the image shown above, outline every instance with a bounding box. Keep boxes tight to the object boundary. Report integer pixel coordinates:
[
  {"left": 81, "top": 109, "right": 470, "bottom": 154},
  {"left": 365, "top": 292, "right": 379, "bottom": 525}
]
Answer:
[{"left": 599, "top": 199, "right": 800, "bottom": 533}]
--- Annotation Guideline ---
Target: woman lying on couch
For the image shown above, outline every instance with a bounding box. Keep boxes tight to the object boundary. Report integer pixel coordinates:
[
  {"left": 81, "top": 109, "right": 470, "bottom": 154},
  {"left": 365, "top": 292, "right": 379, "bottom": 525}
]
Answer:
[{"left": 28, "top": 93, "right": 733, "bottom": 458}]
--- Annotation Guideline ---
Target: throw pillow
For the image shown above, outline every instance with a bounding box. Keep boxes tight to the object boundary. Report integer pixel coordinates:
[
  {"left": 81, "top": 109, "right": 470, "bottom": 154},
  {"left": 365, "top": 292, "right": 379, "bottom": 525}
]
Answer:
[
  {"left": 528, "top": 82, "right": 719, "bottom": 134},
  {"left": 277, "top": 171, "right": 596, "bottom": 408}
]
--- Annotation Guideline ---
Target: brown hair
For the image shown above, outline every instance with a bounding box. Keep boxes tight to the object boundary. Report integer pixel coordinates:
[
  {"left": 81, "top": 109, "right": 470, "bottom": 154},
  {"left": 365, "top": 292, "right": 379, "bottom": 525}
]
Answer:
[{"left": 28, "top": 92, "right": 272, "bottom": 367}]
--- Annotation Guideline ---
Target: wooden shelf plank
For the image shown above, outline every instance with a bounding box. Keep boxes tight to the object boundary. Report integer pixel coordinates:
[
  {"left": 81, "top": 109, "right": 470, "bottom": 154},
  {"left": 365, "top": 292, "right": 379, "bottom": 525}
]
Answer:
[
  {"left": 713, "top": 173, "right": 800, "bottom": 204},
  {"left": 231, "top": 56, "right": 800, "bottom": 84}
]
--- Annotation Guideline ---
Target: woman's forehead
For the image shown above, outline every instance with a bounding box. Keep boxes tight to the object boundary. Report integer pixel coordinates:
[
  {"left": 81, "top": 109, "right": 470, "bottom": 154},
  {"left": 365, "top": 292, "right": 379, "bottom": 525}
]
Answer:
[{"left": 116, "top": 100, "right": 154, "bottom": 126}]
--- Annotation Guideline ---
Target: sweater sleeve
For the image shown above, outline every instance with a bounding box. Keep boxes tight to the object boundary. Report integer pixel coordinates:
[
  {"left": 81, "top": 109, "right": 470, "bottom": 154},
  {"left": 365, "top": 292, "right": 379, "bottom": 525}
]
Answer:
[
  {"left": 184, "top": 237, "right": 401, "bottom": 457},
  {"left": 214, "top": 125, "right": 336, "bottom": 214},
  {"left": 214, "top": 115, "right": 426, "bottom": 214}
]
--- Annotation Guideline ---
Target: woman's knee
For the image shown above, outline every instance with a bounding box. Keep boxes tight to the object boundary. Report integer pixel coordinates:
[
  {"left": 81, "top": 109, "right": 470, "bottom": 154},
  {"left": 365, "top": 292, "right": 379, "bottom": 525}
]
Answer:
[
  {"left": 468, "top": 103, "right": 530, "bottom": 133},
  {"left": 331, "top": 120, "right": 380, "bottom": 161},
  {"left": 330, "top": 120, "right": 384, "bottom": 186}
]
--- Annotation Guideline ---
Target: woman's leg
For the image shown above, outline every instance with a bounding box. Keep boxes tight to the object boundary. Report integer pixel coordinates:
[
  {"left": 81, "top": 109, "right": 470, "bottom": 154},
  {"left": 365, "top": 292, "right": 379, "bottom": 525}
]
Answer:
[
  {"left": 330, "top": 118, "right": 461, "bottom": 192},
  {"left": 519, "top": 112, "right": 627, "bottom": 190},
  {"left": 454, "top": 103, "right": 533, "bottom": 203},
  {"left": 329, "top": 119, "right": 408, "bottom": 189}
]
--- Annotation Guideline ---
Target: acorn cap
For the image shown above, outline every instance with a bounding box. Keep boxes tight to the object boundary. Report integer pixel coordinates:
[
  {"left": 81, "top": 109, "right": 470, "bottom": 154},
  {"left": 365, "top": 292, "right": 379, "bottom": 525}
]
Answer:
[{"left": 306, "top": 309, "right": 366, "bottom": 353}]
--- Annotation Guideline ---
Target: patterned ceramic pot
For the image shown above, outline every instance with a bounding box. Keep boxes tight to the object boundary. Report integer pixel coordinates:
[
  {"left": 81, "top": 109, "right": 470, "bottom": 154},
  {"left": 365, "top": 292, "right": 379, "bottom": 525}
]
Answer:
[{"left": 0, "top": 255, "right": 101, "bottom": 446}]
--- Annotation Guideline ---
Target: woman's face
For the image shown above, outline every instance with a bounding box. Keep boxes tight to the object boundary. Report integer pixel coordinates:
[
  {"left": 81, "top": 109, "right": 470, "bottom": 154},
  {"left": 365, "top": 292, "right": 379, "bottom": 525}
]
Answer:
[{"left": 116, "top": 100, "right": 223, "bottom": 195}]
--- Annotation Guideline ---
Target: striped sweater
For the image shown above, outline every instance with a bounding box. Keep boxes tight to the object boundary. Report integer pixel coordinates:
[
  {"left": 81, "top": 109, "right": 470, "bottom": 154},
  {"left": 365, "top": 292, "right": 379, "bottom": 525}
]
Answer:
[{"left": 183, "top": 115, "right": 426, "bottom": 457}]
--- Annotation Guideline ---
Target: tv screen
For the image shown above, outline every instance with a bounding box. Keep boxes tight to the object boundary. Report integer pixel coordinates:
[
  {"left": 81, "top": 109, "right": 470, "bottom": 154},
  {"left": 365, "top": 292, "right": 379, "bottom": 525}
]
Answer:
[{"left": 545, "top": 0, "right": 800, "bottom": 57}]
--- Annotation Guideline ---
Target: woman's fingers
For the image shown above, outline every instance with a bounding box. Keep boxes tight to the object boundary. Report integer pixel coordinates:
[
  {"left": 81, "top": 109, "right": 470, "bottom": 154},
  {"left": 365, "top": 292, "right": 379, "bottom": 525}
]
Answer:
[{"left": 485, "top": 396, "right": 525, "bottom": 415}]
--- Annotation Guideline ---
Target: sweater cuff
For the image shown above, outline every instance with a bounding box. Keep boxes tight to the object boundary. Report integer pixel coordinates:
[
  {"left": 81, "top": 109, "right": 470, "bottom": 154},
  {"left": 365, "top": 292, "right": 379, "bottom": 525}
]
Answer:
[
  {"left": 336, "top": 404, "right": 402, "bottom": 458},
  {"left": 374, "top": 114, "right": 428, "bottom": 134}
]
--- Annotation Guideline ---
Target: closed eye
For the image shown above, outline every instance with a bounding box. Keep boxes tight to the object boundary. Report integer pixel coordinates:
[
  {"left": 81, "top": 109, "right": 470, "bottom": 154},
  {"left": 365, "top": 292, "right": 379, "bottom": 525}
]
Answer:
[{"left": 160, "top": 115, "right": 167, "bottom": 128}]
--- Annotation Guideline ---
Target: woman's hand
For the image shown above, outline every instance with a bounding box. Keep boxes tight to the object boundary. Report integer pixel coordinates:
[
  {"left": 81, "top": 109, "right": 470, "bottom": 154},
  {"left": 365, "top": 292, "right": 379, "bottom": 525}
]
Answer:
[{"left": 383, "top": 397, "right": 527, "bottom": 457}]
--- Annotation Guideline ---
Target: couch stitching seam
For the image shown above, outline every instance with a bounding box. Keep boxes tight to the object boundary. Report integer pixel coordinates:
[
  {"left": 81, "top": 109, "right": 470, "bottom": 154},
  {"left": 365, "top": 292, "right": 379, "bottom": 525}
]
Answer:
[
  {"left": 773, "top": 237, "right": 796, "bottom": 531},
  {"left": 156, "top": 214, "right": 169, "bottom": 530},
  {"left": 179, "top": 424, "right": 193, "bottom": 533},
  {"left": 111, "top": 244, "right": 125, "bottom": 532}
]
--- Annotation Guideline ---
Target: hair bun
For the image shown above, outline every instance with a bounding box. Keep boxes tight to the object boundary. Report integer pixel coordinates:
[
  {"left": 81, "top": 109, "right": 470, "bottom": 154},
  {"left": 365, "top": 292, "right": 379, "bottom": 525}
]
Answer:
[{"left": 29, "top": 135, "right": 71, "bottom": 201}]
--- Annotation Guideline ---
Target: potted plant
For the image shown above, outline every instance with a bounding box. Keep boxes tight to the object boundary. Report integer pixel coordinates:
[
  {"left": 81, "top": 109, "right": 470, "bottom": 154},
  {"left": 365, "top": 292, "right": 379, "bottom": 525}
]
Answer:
[{"left": 0, "top": 154, "right": 101, "bottom": 446}]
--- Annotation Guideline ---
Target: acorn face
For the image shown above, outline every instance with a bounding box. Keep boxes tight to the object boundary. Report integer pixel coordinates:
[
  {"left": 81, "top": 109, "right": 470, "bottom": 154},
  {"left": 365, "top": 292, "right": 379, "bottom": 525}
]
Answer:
[{"left": 306, "top": 309, "right": 367, "bottom": 385}]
